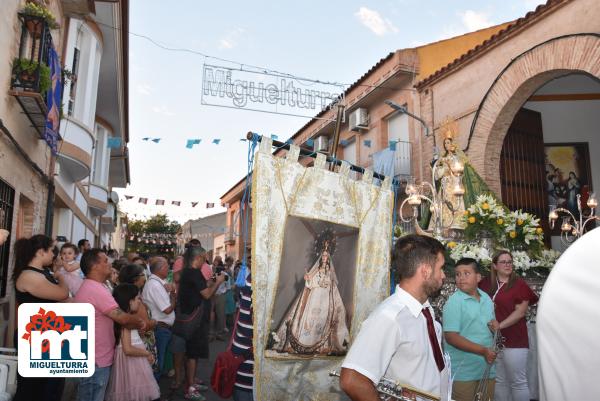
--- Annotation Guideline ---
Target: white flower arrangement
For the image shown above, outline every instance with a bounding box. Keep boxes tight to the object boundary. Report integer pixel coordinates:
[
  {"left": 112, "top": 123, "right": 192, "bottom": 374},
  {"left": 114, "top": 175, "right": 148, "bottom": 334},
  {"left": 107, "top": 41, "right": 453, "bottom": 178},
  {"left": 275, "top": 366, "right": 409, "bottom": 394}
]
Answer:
[
  {"left": 466, "top": 194, "right": 507, "bottom": 220},
  {"left": 504, "top": 210, "right": 544, "bottom": 246},
  {"left": 511, "top": 251, "right": 533, "bottom": 275},
  {"left": 448, "top": 242, "right": 492, "bottom": 266},
  {"left": 532, "top": 249, "right": 561, "bottom": 268},
  {"left": 464, "top": 194, "right": 508, "bottom": 241}
]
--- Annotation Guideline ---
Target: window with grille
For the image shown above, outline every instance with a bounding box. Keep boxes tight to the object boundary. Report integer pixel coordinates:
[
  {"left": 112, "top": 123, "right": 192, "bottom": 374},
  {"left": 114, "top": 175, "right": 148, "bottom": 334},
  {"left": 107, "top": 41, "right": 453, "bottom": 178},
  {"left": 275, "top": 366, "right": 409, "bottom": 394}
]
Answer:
[
  {"left": 67, "top": 47, "right": 80, "bottom": 116},
  {"left": 0, "top": 179, "right": 15, "bottom": 298}
]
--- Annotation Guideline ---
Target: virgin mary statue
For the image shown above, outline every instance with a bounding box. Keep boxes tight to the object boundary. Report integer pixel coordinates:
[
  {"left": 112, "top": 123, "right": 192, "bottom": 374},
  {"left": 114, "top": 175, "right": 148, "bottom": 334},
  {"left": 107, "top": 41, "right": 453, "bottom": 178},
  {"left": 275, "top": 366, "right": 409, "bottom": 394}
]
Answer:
[
  {"left": 271, "top": 239, "right": 350, "bottom": 356},
  {"left": 421, "top": 118, "right": 498, "bottom": 233}
]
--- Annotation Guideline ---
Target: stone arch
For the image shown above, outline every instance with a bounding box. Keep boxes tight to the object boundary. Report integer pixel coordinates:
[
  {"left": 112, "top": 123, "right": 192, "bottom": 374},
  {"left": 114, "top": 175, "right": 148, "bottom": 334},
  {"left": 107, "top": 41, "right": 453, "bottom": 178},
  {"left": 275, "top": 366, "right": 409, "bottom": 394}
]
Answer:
[{"left": 467, "top": 34, "right": 600, "bottom": 196}]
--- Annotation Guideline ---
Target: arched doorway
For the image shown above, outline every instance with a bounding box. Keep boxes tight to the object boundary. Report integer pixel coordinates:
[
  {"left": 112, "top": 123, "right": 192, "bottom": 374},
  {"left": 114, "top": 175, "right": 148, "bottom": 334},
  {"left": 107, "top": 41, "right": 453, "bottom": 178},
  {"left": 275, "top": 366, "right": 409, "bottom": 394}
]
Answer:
[
  {"left": 468, "top": 34, "right": 600, "bottom": 248},
  {"left": 468, "top": 34, "right": 600, "bottom": 195}
]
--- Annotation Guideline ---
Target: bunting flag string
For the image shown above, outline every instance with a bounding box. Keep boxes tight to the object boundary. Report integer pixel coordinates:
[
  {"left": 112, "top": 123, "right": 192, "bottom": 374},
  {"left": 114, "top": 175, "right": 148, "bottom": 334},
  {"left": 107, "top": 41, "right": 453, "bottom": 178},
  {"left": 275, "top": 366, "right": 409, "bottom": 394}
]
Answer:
[{"left": 121, "top": 195, "right": 221, "bottom": 209}]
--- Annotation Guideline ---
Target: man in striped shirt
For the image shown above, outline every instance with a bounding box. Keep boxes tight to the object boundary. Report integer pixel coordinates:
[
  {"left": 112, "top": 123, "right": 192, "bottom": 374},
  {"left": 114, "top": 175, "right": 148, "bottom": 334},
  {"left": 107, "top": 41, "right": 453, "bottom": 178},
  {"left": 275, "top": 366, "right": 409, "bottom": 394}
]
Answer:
[{"left": 232, "top": 272, "right": 253, "bottom": 400}]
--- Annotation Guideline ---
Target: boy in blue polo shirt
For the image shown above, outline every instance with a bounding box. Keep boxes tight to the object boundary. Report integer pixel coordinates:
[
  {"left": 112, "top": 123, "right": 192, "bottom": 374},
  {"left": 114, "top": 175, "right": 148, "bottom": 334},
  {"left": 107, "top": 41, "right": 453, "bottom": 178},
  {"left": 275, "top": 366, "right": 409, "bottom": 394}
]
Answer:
[{"left": 443, "top": 258, "right": 498, "bottom": 401}]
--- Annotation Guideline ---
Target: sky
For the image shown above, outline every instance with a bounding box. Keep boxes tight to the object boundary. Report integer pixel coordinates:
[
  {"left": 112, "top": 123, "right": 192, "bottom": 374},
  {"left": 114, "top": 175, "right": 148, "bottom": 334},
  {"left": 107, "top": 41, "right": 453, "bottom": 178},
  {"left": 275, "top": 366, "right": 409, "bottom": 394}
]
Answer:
[{"left": 119, "top": 0, "right": 546, "bottom": 223}]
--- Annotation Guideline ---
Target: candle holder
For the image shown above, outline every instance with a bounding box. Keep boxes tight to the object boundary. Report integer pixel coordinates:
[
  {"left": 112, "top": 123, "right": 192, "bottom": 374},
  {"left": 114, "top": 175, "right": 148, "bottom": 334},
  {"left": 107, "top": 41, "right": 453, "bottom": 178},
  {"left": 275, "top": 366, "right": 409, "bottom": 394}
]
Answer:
[
  {"left": 399, "top": 156, "right": 465, "bottom": 240},
  {"left": 548, "top": 193, "right": 599, "bottom": 245}
]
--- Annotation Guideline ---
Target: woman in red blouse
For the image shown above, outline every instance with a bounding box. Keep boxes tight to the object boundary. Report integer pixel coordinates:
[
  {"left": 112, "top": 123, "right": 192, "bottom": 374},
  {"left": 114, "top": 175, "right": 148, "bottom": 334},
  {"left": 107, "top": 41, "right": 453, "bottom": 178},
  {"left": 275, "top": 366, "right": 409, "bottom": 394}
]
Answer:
[{"left": 479, "top": 250, "right": 538, "bottom": 401}]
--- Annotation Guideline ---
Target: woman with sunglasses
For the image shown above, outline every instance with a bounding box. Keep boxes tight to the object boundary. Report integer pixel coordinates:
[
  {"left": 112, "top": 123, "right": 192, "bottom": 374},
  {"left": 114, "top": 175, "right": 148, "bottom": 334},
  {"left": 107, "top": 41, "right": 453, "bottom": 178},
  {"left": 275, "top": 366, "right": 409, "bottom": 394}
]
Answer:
[{"left": 479, "top": 250, "right": 538, "bottom": 401}]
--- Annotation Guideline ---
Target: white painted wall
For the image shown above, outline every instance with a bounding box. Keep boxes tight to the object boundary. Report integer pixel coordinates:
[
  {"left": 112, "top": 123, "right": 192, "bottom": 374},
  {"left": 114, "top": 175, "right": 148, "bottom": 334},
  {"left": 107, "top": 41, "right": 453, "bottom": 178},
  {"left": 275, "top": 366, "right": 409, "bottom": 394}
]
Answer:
[
  {"left": 72, "top": 217, "right": 86, "bottom": 243},
  {"left": 63, "top": 19, "right": 103, "bottom": 130},
  {"left": 74, "top": 187, "right": 87, "bottom": 213},
  {"left": 56, "top": 208, "right": 72, "bottom": 239}
]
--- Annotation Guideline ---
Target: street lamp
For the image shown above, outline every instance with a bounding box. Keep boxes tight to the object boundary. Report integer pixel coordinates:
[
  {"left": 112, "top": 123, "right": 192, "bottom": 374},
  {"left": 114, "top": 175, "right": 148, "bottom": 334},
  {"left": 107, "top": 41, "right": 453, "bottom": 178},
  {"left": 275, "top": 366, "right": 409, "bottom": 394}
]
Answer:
[
  {"left": 548, "top": 193, "right": 599, "bottom": 245},
  {"left": 385, "top": 100, "right": 465, "bottom": 240},
  {"left": 384, "top": 100, "right": 431, "bottom": 139}
]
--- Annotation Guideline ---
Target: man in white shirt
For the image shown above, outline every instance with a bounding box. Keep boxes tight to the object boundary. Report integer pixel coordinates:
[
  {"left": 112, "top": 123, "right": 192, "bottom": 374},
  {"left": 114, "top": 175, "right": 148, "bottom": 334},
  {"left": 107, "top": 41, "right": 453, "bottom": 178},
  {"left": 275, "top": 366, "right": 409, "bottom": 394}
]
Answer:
[
  {"left": 340, "top": 234, "right": 448, "bottom": 401},
  {"left": 143, "top": 256, "right": 176, "bottom": 381},
  {"left": 537, "top": 228, "right": 600, "bottom": 401}
]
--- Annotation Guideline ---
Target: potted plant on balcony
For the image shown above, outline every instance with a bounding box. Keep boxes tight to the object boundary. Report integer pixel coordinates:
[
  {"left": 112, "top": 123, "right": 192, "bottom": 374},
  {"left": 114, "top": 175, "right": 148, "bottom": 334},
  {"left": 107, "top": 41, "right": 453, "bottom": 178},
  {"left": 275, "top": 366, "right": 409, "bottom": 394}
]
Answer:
[
  {"left": 11, "top": 58, "right": 51, "bottom": 95},
  {"left": 20, "top": 1, "right": 59, "bottom": 35}
]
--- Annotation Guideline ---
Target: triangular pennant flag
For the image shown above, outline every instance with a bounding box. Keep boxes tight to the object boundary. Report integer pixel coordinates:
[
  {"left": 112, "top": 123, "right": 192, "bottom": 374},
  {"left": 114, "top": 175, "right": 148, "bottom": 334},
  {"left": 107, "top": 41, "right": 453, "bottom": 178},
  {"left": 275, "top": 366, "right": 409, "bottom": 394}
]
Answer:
[
  {"left": 172, "top": 201, "right": 181, "bottom": 206},
  {"left": 389, "top": 141, "right": 397, "bottom": 151},
  {"left": 107, "top": 137, "right": 122, "bottom": 148},
  {"left": 191, "top": 202, "right": 199, "bottom": 207},
  {"left": 156, "top": 199, "right": 165, "bottom": 206},
  {"left": 206, "top": 203, "right": 215, "bottom": 208},
  {"left": 151, "top": 138, "right": 161, "bottom": 143},
  {"left": 271, "top": 134, "right": 278, "bottom": 140},
  {"left": 139, "top": 198, "right": 148, "bottom": 204},
  {"left": 124, "top": 195, "right": 134, "bottom": 200},
  {"left": 193, "top": 139, "right": 201, "bottom": 145},
  {"left": 363, "top": 140, "right": 372, "bottom": 148},
  {"left": 212, "top": 139, "right": 221, "bottom": 144},
  {"left": 142, "top": 137, "right": 150, "bottom": 141},
  {"left": 305, "top": 139, "right": 314, "bottom": 147},
  {"left": 185, "top": 139, "right": 195, "bottom": 149}
]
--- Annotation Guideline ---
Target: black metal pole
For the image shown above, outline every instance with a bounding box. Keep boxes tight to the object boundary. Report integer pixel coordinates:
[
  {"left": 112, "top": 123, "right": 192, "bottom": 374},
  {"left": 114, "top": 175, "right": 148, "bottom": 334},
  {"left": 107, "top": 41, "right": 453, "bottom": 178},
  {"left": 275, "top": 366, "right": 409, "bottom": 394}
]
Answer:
[{"left": 246, "top": 132, "right": 399, "bottom": 186}]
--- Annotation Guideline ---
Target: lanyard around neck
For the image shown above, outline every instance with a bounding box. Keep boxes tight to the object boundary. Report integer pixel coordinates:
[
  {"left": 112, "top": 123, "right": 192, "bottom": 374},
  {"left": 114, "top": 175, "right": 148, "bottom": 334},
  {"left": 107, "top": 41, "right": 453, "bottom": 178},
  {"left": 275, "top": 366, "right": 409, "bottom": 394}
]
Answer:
[{"left": 492, "top": 278, "right": 505, "bottom": 302}]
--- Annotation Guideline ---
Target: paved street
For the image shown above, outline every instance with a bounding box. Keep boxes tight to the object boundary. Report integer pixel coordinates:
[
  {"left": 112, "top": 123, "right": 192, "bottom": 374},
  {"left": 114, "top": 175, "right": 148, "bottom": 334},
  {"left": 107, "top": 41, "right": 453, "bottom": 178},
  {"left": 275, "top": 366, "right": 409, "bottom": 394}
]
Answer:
[{"left": 159, "top": 336, "right": 231, "bottom": 401}]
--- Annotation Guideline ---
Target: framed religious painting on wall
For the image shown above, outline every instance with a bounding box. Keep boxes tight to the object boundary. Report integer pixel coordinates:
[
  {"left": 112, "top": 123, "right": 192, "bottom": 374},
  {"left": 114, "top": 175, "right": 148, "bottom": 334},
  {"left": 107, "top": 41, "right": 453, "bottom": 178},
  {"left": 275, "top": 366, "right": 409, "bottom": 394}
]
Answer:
[
  {"left": 265, "top": 216, "right": 358, "bottom": 359},
  {"left": 544, "top": 142, "right": 594, "bottom": 233}
]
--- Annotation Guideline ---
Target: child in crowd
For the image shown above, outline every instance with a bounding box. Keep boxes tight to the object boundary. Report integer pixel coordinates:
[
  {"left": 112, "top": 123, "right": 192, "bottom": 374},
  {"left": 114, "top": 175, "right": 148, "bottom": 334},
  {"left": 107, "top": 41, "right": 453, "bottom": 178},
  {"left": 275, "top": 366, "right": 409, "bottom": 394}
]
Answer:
[
  {"left": 443, "top": 258, "right": 499, "bottom": 401},
  {"left": 56, "top": 242, "right": 83, "bottom": 295},
  {"left": 106, "top": 284, "right": 160, "bottom": 401}
]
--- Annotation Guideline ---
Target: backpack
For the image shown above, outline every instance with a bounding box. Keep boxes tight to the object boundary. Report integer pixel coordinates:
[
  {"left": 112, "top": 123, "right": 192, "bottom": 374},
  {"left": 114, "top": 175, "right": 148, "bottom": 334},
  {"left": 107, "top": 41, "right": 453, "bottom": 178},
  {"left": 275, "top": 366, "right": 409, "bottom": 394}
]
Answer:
[
  {"left": 210, "top": 350, "right": 247, "bottom": 398},
  {"left": 211, "top": 310, "right": 252, "bottom": 398}
]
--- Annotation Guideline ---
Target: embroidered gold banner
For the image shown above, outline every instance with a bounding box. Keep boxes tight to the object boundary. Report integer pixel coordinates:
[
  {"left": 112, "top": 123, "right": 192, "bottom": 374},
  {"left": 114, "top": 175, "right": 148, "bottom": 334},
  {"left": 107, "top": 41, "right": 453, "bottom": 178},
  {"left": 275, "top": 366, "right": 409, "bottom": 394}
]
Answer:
[{"left": 251, "top": 137, "right": 394, "bottom": 400}]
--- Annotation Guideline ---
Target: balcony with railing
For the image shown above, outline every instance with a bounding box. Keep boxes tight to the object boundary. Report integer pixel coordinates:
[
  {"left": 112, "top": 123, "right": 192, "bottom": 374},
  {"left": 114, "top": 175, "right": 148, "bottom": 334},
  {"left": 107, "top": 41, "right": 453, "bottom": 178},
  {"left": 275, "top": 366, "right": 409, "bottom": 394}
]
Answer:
[
  {"left": 371, "top": 140, "right": 412, "bottom": 181},
  {"left": 224, "top": 230, "right": 236, "bottom": 245},
  {"left": 86, "top": 183, "right": 108, "bottom": 216},
  {"left": 9, "top": 13, "right": 54, "bottom": 137},
  {"left": 57, "top": 117, "right": 94, "bottom": 181}
]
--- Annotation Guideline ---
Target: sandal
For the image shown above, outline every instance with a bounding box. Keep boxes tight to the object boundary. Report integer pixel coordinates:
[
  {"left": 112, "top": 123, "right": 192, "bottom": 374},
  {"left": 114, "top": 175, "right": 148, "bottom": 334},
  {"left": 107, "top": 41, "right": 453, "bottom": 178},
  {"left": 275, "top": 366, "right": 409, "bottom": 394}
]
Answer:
[{"left": 184, "top": 387, "right": 206, "bottom": 401}]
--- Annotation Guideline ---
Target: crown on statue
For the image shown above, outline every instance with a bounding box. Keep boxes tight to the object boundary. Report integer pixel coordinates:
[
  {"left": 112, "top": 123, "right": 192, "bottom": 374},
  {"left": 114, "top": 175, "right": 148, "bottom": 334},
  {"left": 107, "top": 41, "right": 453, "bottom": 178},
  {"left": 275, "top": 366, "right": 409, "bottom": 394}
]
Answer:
[
  {"left": 314, "top": 228, "right": 337, "bottom": 258},
  {"left": 439, "top": 117, "right": 459, "bottom": 142}
]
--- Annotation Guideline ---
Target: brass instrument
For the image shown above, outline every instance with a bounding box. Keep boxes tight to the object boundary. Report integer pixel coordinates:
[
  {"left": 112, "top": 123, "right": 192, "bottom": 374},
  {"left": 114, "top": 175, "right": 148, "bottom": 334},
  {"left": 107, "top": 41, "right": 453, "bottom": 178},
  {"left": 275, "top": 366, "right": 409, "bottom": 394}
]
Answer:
[
  {"left": 329, "top": 370, "right": 440, "bottom": 401},
  {"left": 473, "top": 330, "right": 505, "bottom": 401}
]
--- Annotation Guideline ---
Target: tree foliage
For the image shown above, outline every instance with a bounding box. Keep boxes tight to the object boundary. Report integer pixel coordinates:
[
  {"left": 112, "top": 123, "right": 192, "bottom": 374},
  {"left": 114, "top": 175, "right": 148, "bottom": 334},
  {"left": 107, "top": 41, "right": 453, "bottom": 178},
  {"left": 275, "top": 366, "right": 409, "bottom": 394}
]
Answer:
[{"left": 125, "top": 214, "right": 181, "bottom": 257}]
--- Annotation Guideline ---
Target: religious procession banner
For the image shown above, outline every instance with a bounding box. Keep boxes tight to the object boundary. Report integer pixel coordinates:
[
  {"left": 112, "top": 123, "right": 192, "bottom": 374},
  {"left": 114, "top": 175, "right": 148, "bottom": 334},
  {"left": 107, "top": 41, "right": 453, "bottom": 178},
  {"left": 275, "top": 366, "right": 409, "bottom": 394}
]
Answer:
[{"left": 251, "top": 137, "right": 394, "bottom": 400}]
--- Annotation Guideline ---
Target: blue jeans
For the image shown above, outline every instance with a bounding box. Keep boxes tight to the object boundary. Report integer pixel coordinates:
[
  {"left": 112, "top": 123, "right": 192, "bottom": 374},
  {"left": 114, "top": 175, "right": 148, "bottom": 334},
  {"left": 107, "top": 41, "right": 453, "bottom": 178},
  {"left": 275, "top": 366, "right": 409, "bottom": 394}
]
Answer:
[
  {"left": 233, "top": 388, "right": 254, "bottom": 401},
  {"left": 154, "top": 325, "right": 172, "bottom": 380},
  {"left": 77, "top": 365, "right": 111, "bottom": 401}
]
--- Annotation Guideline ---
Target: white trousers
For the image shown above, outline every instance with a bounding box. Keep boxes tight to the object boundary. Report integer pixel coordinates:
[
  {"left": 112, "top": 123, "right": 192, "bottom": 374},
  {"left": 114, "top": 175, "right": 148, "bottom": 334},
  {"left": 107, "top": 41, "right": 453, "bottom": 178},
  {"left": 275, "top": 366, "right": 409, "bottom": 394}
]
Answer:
[{"left": 495, "top": 348, "right": 529, "bottom": 401}]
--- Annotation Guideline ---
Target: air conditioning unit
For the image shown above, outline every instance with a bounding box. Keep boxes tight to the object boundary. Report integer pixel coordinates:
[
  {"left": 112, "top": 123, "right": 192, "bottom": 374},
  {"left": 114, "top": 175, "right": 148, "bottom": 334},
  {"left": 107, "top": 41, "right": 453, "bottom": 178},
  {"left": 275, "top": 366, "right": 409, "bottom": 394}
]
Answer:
[
  {"left": 349, "top": 108, "right": 369, "bottom": 131},
  {"left": 314, "top": 136, "right": 329, "bottom": 153}
]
